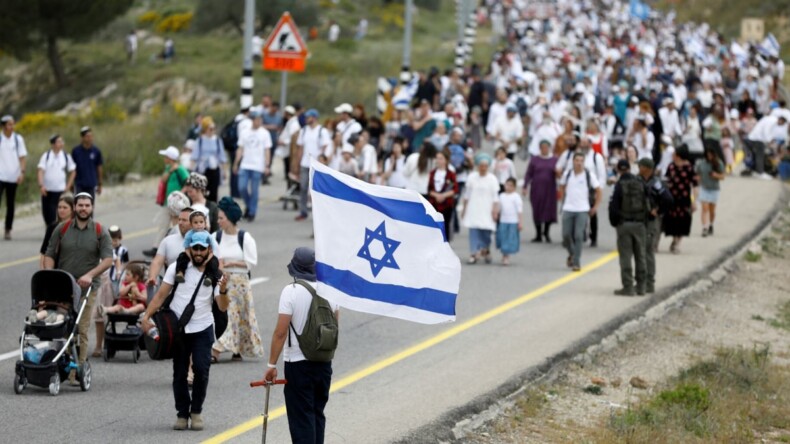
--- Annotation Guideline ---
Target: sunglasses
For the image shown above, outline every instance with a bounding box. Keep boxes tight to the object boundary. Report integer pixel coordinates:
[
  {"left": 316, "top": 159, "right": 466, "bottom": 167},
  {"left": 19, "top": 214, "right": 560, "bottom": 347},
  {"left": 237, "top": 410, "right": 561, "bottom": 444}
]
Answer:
[{"left": 191, "top": 245, "right": 208, "bottom": 251}]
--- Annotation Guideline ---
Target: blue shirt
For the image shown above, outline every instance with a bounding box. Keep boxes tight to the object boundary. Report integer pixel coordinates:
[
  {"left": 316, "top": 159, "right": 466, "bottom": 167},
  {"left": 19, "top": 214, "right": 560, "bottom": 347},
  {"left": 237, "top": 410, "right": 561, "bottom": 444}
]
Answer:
[
  {"left": 191, "top": 135, "right": 227, "bottom": 173},
  {"left": 71, "top": 145, "right": 103, "bottom": 188}
]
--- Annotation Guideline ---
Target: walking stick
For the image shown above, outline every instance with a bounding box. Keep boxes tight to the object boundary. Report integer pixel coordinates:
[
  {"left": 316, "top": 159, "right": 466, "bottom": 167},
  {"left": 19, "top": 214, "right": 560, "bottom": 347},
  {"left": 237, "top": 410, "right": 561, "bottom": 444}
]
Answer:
[{"left": 250, "top": 378, "right": 287, "bottom": 444}]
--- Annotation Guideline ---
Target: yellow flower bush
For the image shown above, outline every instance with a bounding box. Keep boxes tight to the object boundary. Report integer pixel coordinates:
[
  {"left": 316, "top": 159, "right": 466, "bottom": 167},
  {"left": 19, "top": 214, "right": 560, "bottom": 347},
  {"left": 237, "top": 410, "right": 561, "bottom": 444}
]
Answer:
[
  {"left": 156, "top": 12, "right": 193, "bottom": 33},
  {"left": 15, "top": 112, "right": 69, "bottom": 133},
  {"left": 138, "top": 10, "right": 161, "bottom": 26}
]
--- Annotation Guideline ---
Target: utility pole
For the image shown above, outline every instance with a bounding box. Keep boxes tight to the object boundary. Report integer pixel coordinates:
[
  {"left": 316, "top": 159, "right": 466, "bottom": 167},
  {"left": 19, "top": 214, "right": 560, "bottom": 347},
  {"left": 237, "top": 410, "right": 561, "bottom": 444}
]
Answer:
[
  {"left": 240, "top": 0, "right": 255, "bottom": 110},
  {"left": 401, "top": 0, "right": 413, "bottom": 84}
]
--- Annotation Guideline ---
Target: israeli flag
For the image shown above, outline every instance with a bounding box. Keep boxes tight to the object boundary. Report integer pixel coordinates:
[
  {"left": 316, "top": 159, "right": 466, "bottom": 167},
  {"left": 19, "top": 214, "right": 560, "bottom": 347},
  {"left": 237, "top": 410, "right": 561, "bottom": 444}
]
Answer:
[
  {"left": 310, "top": 161, "right": 461, "bottom": 324},
  {"left": 759, "top": 33, "right": 780, "bottom": 57},
  {"left": 391, "top": 74, "right": 419, "bottom": 110}
]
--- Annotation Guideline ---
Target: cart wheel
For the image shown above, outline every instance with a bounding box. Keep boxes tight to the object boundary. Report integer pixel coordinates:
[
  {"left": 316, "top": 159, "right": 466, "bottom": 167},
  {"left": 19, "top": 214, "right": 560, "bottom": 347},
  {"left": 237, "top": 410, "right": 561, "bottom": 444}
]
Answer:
[
  {"left": 13, "top": 374, "right": 26, "bottom": 394},
  {"left": 79, "top": 361, "right": 92, "bottom": 392},
  {"left": 132, "top": 348, "right": 139, "bottom": 364},
  {"left": 108, "top": 349, "right": 116, "bottom": 359},
  {"left": 49, "top": 374, "right": 60, "bottom": 396}
]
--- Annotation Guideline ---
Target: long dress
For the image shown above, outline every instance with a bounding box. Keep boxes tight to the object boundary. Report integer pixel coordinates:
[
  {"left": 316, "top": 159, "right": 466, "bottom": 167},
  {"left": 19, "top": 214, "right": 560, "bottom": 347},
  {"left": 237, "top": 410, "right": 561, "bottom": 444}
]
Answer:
[
  {"left": 212, "top": 229, "right": 264, "bottom": 358},
  {"left": 663, "top": 162, "right": 697, "bottom": 237},
  {"left": 523, "top": 155, "right": 558, "bottom": 224}
]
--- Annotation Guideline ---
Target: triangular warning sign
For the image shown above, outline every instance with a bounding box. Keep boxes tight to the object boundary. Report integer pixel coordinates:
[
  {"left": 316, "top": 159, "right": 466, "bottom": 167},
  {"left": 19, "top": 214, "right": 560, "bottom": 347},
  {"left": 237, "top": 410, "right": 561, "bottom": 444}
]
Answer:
[{"left": 263, "top": 12, "right": 307, "bottom": 57}]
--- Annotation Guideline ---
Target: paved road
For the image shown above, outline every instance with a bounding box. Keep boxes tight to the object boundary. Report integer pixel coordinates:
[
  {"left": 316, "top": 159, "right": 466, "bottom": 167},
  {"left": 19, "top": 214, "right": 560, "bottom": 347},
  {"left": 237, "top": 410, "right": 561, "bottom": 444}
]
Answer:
[{"left": 0, "top": 164, "right": 783, "bottom": 443}]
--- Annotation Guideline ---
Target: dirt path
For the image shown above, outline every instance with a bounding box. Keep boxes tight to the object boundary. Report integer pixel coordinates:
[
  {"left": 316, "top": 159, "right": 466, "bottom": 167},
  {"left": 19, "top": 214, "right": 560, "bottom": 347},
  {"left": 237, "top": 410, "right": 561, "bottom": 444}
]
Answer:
[{"left": 459, "top": 205, "right": 790, "bottom": 443}]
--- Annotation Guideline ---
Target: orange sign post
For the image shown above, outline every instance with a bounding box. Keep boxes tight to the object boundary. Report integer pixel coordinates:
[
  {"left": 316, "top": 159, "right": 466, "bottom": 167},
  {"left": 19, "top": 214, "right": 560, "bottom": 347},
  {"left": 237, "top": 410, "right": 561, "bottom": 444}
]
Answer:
[{"left": 262, "top": 12, "right": 308, "bottom": 73}]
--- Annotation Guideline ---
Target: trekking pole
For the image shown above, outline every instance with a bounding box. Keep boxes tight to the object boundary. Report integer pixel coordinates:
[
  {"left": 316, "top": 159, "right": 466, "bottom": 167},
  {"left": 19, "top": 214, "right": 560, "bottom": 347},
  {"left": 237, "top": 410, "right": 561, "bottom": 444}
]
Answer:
[{"left": 250, "top": 378, "right": 287, "bottom": 444}]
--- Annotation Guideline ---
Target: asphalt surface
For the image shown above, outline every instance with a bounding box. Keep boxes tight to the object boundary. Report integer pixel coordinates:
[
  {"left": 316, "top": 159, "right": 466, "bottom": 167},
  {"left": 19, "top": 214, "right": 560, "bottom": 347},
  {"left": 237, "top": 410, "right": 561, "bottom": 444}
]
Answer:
[{"left": 0, "top": 163, "right": 783, "bottom": 444}]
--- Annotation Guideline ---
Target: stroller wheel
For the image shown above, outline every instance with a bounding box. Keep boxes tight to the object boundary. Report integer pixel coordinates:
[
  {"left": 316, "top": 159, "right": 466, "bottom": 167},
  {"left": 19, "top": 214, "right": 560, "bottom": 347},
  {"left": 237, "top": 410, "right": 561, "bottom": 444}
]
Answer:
[
  {"left": 79, "top": 361, "right": 92, "bottom": 392},
  {"left": 133, "top": 347, "right": 139, "bottom": 364},
  {"left": 13, "top": 374, "right": 27, "bottom": 394},
  {"left": 102, "top": 346, "right": 109, "bottom": 362},
  {"left": 49, "top": 374, "right": 60, "bottom": 396}
]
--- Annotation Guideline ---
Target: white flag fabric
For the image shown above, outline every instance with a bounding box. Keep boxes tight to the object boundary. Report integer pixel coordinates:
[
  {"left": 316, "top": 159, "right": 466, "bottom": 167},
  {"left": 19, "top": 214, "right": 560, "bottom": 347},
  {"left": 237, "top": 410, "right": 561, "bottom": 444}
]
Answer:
[{"left": 309, "top": 160, "right": 461, "bottom": 324}]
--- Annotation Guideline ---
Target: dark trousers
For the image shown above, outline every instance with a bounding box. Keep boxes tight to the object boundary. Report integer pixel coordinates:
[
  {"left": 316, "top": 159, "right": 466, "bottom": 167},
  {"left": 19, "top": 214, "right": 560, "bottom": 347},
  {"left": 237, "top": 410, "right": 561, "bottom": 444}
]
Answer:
[
  {"left": 745, "top": 139, "right": 766, "bottom": 174},
  {"left": 41, "top": 191, "right": 63, "bottom": 226},
  {"left": 616, "top": 222, "right": 647, "bottom": 291},
  {"left": 284, "top": 360, "right": 332, "bottom": 444},
  {"left": 453, "top": 182, "right": 465, "bottom": 233},
  {"left": 204, "top": 168, "right": 220, "bottom": 203},
  {"left": 172, "top": 326, "right": 213, "bottom": 418},
  {"left": 589, "top": 213, "right": 598, "bottom": 244},
  {"left": 440, "top": 206, "right": 454, "bottom": 242},
  {"left": 228, "top": 148, "right": 240, "bottom": 198},
  {"left": 0, "top": 181, "right": 17, "bottom": 231}
]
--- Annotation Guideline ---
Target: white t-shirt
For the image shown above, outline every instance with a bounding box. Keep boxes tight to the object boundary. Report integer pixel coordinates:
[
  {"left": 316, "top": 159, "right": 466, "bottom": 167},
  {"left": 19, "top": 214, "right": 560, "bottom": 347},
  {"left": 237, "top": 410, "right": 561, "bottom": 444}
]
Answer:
[
  {"left": 235, "top": 114, "right": 252, "bottom": 145},
  {"left": 0, "top": 132, "right": 27, "bottom": 183},
  {"left": 492, "top": 158, "right": 516, "bottom": 185},
  {"left": 278, "top": 281, "right": 339, "bottom": 362},
  {"left": 492, "top": 115, "right": 525, "bottom": 154},
  {"left": 156, "top": 231, "right": 186, "bottom": 267},
  {"left": 238, "top": 127, "right": 272, "bottom": 173},
  {"left": 278, "top": 116, "right": 301, "bottom": 157},
  {"left": 384, "top": 156, "right": 407, "bottom": 188},
  {"left": 337, "top": 119, "right": 363, "bottom": 144},
  {"left": 359, "top": 144, "right": 378, "bottom": 176},
  {"left": 498, "top": 192, "right": 523, "bottom": 224},
  {"left": 297, "top": 125, "right": 332, "bottom": 168},
  {"left": 163, "top": 262, "right": 220, "bottom": 334},
  {"left": 560, "top": 169, "right": 600, "bottom": 212},
  {"left": 212, "top": 230, "right": 257, "bottom": 273},
  {"left": 37, "top": 149, "right": 76, "bottom": 192},
  {"left": 462, "top": 171, "right": 500, "bottom": 231}
]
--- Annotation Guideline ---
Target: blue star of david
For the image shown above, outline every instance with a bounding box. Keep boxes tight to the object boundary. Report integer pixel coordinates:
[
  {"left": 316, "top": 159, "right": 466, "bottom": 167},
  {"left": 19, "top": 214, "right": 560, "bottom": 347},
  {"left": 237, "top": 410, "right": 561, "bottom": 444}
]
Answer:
[{"left": 357, "top": 221, "right": 401, "bottom": 277}]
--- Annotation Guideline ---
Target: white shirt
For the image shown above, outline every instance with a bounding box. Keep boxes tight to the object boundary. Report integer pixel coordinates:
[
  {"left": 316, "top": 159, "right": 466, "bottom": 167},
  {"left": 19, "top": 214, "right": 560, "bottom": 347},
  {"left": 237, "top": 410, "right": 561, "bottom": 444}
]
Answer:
[
  {"left": 384, "top": 156, "right": 407, "bottom": 188},
  {"left": 212, "top": 230, "right": 257, "bottom": 272},
  {"left": 498, "top": 192, "right": 523, "bottom": 224},
  {"left": 163, "top": 262, "right": 220, "bottom": 334},
  {"left": 37, "top": 149, "right": 76, "bottom": 192},
  {"left": 486, "top": 102, "right": 508, "bottom": 135},
  {"left": 462, "top": 171, "right": 500, "bottom": 230},
  {"left": 492, "top": 115, "right": 525, "bottom": 154},
  {"left": 492, "top": 158, "right": 516, "bottom": 185},
  {"left": 238, "top": 127, "right": 272, "bottom": 173},
  {"left": 278, "top": 280, "right": 339, "bottom": 362},
  {"left": 403, "top": 152, "right": 432, "bottom": 195},
  {"left": 297, "top": 125, "right": 332, "bottom": 168},
  {"left": 631, "top": 130, "right": 655, "bottom": 160},
  {"left": 528, "top": 121, "right": 561, "bottom": 156},
  {"left": 0, "top": 132, "right": 27, "bottom": 183},
  {"left": 560, "top": 168, "right": 600, "bottom": 212},
  {"left": 235, "top": 115, "right": 253, "bottom": 145},
  {"left": 156, "top": 231, "right": 186, "bottom": 267},
  {"left": 658, "top": 107, "right": 682, "bottom": 138},
  {"left": 337, "top": 119, "right": 363, "bottom": 144},
  {"left": 359, "top": 144, "right": 378, "bottom": 176},
  {"left": 556, "top": 149, "right": 607, "bottom": 184}
]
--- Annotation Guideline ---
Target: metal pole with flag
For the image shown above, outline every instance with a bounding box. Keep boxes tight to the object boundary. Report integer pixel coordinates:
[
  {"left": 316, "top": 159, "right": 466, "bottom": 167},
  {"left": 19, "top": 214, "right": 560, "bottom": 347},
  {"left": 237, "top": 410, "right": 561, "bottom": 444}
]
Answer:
[{"left": 309, "top": 161, "right": 461, "bottom": 324}]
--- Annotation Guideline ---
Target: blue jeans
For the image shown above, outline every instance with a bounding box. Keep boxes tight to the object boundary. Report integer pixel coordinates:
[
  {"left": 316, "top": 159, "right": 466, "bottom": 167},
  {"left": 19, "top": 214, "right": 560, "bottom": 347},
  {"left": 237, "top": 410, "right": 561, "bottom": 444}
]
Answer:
[
  {"left": 172, "top": 326, "right": 213, "bottom": 419},
  {"left": 284, "top": 360, "right": 333, "bottom": 444},
  {"left": 238, "top": 169, "right": 262, "bottom": 217},
  {"left": 562, "top": 211, "right": 589, "bottom": 267},
  {"left": 468, "top": 228, "right": 492, "bottom": 255},
  {"left": 299, "top": 167, "right": 310, "bottom": 217}
]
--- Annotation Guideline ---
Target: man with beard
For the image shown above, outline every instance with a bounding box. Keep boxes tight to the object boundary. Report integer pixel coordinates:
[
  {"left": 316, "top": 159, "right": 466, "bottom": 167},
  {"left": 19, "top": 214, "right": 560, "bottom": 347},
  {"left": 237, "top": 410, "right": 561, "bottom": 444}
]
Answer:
[
  {"left": 44, "top": 192, "right": 112, "bottom": 376},
  {"left": 142, "top": 232, "right": 230, "bottom": 431}
]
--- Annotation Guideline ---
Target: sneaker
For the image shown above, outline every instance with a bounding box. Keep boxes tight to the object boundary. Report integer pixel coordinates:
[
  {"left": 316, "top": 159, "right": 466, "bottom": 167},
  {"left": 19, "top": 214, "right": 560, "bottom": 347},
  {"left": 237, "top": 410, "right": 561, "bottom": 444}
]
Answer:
[
  {"left": 202, "top": 277, "right": 212, "bottom": 287},
  {"left": 173, "top": 417, "right": 188, "bottom": 431},
  {"left": 190, "top": 413, "right": 204, "bottom": 431},
  {"left": 175, "top": 272, "right": 185, "bottom": 284},
  {"left": 708, "top": 225, "right": 713, "bottom": 236},
  {"left": 613, "top": 288, "right": 636, "bottom": 296},
  {"left": 68, "top": 369, "right": 79, "bottom": 386},
  {"left": 572, "top": 266, "right": 581, "bottom": 272},
  {"left": 702, "top": 227, "right": 709, "bottom": 237},
  {"left": 3, "top": 230, "right": 10, "bottom": 240},
  {"left": 294, "top": 214, "right": 307, "bottom": 222},
  {"left": 757, "top": 172, "right": 773, "bottom": 180}
]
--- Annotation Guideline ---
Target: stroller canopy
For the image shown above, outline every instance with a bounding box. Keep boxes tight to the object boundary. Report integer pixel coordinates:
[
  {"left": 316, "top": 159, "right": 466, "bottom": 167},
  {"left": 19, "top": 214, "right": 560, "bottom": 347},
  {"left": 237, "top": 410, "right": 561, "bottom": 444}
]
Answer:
[{"left": 31, "top": 270, "right": 81, "bottom": 307}]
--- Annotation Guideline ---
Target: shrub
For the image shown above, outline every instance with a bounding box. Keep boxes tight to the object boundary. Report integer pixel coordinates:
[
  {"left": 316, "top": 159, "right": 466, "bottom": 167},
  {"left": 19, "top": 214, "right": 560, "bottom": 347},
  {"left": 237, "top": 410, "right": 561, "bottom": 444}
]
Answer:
[
  {"left": 156, "top": 12, "right": 194, "bottom": 33},
  {"left": 15, "top": 112, "right": 70, "bottom": 133},
  {"left": 138, "top": 10, "right": 161, "bottom": 26}
]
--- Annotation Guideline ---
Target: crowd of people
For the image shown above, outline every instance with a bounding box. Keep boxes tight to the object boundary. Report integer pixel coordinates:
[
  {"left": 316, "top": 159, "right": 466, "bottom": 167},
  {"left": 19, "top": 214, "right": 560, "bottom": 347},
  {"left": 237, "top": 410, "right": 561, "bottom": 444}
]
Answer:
[{"left": 4, "top": 0, "right": 789, "bottom": 439}]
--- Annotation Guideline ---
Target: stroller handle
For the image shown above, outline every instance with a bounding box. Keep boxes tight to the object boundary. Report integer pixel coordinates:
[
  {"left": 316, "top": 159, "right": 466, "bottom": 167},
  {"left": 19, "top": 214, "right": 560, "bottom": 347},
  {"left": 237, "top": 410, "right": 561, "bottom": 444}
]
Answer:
[{"left": 250, "top": 379, "right": 287, "bottom": 388}]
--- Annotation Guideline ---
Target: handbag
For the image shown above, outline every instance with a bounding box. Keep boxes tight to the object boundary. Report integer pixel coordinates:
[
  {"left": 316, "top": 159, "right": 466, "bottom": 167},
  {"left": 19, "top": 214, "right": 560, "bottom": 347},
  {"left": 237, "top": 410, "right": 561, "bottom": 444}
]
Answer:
[
  {"left": 145, "top": 269, "right": 206, "bottom": 360},
  {"left": 155, "top": 180, "right": 167, "bottom": 206}
]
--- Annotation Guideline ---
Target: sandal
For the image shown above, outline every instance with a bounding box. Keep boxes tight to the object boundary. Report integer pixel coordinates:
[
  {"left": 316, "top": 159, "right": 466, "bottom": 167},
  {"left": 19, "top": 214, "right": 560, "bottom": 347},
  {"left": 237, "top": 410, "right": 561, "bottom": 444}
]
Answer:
[
  {"left": 467, "top": 256, "right": 477, "bottom": 264},
  {"left": 210, "top": 356, "right": 219, "bottom": 364},
  {"left": 91, "top": 350, "right": 102, "bottom": 358},
  {"left": 231, "top": 354, "right": 243, "bottom": 362}
]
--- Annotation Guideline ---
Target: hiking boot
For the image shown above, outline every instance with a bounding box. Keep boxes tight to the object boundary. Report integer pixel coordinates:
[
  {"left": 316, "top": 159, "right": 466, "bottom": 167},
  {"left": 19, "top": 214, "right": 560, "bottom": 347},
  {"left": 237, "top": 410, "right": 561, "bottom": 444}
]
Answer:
[
  {"left": 646, "top": 285, "right": 655, "bottom": 294},
  {"left": 190, "top": 413, "right": 204, "bottom": 431},
  {"left": 173, "top": 417, "right": 188, "bottom": 431},
  {"left": 613, "top": 288, "right": 636, "bottom": 296},
  {"left": 3, "top": 230, "right": 10, "bottom": 240},
  {"left": 636, "top": 288, "right": 646, "bottom": 296},
  {"left": 175, "top": 271, "right": 185, "bottom": 283}
]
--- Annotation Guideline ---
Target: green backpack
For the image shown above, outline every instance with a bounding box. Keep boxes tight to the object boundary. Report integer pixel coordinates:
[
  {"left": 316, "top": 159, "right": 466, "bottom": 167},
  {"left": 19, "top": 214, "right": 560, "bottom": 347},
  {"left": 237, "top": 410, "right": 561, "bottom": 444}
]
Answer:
[
  {"left": 290, "top": 280, "right": 339, "bottom": 362},
  {"left": 620, "top": 176, "right": 648, "bottom": 222}
]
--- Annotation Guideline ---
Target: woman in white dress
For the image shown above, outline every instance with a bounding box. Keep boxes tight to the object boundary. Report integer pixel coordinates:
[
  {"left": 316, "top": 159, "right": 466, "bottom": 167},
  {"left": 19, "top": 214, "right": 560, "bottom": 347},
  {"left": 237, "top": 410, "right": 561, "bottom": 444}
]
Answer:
[{"left": 461, "top": 153, "right": 500, "bottom": 264}]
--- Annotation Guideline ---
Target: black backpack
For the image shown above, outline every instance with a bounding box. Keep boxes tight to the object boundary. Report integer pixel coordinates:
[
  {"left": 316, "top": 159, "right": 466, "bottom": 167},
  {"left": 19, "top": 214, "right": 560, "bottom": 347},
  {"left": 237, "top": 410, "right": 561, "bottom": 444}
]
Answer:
[
  {"left": 145, "top": 269, "right": 207, "bottom": 360},
  {"left": 620, "top": 175, "right": 648, "bottom": 222},
  {"left": 289, "top": 280, "right": 339, "bottom": 362},
  {"left": 220, "top": 118, "right": 240, "bottom": 151}
]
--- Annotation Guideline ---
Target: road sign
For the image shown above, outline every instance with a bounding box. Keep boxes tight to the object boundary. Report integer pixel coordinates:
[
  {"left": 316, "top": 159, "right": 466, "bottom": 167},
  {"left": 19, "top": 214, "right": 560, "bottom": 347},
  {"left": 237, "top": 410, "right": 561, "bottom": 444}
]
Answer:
[{"left": 263, "top": 12, "right": 308, "bottom": 73}]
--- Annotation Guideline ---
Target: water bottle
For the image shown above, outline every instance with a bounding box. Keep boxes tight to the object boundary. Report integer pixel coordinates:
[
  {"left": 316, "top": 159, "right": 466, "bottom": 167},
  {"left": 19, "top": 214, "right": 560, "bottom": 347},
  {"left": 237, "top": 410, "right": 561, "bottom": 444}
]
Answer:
[{"left": 147, "top": 327, "right": 160, "bottom": 342}]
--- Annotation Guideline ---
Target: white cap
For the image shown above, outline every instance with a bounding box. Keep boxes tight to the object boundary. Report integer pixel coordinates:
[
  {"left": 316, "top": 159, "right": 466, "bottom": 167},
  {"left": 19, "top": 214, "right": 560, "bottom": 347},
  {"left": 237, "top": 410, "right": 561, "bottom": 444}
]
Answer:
[
  {"left": 334, "top": 103, "right": 353, "bottom": 114},
  {"left": 183, "top": 139, "right": 196, "bottom": 150},
  {"left": 283, "top": 105, "right": 296, "bottom": 115},
  {"left": 341, "top": 143, "right": 354, "bottom": 154},
  {"left": 158, "top": 146, "right": 180, "bottom": 161}
]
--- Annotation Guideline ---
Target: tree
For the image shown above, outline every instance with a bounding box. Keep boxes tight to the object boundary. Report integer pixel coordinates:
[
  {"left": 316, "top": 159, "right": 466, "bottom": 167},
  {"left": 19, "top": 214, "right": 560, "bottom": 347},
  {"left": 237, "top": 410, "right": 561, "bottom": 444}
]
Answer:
[{"left": 0, "top": 0, "right": 134, "bottom": 88}]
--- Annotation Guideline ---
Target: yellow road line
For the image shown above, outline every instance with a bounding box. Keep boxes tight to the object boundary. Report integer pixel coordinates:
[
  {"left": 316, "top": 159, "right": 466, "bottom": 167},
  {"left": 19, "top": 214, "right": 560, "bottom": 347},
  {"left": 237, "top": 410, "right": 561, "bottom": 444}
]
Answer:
[
  {"left": 0, "top": 227, "right": 159, "bottom": 271},
  {"left": 203, "top": 251, "right": 619, "bottom": 444}
]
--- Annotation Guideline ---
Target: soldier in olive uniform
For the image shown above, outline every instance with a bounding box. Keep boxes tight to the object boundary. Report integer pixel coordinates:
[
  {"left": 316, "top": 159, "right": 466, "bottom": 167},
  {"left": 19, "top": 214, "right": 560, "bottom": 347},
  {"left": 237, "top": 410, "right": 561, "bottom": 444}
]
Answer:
[
  {"left": 638, "top": 157, "right": 673, "bottom": 294},
  {"left": 609, "top": 159, "right": 648, "bottom": 296}
]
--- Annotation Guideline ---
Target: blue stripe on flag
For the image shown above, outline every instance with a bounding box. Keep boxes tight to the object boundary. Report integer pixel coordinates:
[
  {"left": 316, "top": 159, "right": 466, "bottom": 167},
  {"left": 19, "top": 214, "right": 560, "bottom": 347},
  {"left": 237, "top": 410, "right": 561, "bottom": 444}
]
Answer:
[
  {"left": 312, "top": 169, "right": 446, "bottom": 237},
  {"left": 316, "top": 262, "right": 457, "bottom": 316}
]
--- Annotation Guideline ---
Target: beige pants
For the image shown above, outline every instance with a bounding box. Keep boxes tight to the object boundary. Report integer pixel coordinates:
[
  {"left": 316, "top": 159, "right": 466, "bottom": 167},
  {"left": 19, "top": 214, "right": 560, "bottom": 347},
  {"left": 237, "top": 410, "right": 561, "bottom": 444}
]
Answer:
[{"left": 77, "top": 286, "right": 97, "bottom": 365}]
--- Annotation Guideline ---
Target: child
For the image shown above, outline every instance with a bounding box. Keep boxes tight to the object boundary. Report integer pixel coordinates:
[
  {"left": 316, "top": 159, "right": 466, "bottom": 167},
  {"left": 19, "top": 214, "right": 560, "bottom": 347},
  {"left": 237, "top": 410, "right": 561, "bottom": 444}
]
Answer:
[
  {"left": 492, "top": 147, "right": 516, "bottom": 192},
  {"left": 26, "top": 304, "right": 67, "bottom": 325},
  {"left": 337, "top": 144, "right": 360, "bottom": 178},
  {"left": 720, "top": 127, "right": 735, "bottom": 174},
  {"left": 175, "top": 210, "right": 221, "bottom": 287},
  {"left": 495, "top": 178, "right": 523, "bottom": 265},
  {"left": 108, "top": 225, "right": 129, "bottom": 296},
  {"left": 99, "top": 263, "right": 147, "bottom": 315}
]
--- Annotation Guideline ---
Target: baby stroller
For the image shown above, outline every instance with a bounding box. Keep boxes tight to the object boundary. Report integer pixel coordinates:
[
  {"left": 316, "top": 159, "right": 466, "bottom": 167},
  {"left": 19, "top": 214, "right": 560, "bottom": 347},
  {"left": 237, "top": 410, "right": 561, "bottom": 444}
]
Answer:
[
  {"left": 102, "top": 260, "right": 153, "bottom": 363},
  {"left": 15, "top": 270, "right": 92, "bottom": 396}
]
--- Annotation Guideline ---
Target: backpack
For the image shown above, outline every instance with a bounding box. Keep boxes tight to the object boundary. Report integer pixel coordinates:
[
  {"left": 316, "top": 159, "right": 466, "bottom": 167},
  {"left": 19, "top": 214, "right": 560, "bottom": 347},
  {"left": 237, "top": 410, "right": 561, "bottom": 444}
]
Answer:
[
  {"left": 619, "top": 175, "right": 648, "bottom": 222},
  {"left": 220, "top": 118, "right": 240, "bottom": 151},
  {"left": 289, "top": 280, "right": 338, "bottom": 362},
  {"left": 563, "top": 166, "right": 595, "bottom": 208}
]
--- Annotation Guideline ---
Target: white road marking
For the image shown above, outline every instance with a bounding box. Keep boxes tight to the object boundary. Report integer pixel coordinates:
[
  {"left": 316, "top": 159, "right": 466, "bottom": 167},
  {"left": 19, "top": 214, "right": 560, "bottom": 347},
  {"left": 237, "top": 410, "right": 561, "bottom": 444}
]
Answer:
[{"left": 0, "top": 277, "right": 271, "bottom": 362}]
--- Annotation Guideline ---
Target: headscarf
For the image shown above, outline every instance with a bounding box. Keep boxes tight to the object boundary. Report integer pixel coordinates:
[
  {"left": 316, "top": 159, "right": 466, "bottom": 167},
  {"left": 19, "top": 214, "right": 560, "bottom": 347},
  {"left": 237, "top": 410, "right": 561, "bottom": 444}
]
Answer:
[
  {"left": 474, "top": 152, "right": 493, "bottom": 166},
  {"left": 166, "top": 191, "right": 190, "bottom": 216},
  {"left": 217, "top": 196, "right": 242, "bottom": 225},
  {"left": 185, "top": 172, "right": 208, "bottom": 191}
]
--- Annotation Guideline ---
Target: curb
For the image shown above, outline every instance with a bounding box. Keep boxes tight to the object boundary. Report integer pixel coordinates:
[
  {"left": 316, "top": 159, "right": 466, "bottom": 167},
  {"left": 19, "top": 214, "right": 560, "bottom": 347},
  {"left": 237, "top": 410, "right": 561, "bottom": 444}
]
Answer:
[{"left": 394, "top": 184, "right": 789, "bottom": 444}]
